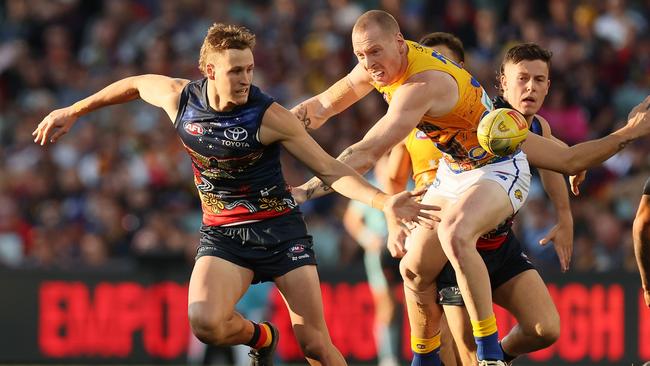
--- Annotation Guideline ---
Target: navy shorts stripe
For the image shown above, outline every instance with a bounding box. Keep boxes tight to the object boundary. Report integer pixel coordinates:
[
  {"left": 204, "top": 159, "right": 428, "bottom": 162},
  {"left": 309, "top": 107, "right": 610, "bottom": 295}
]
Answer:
[{"left": 507, "top": 156, "right": 521, "bottom": 195}]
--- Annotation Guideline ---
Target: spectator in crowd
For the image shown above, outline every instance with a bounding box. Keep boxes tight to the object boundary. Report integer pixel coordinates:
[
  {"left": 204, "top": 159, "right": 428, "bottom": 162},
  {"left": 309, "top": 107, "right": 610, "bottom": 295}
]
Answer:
[{"left": 0, "top": 0, "right": 648, "bottom": 277}]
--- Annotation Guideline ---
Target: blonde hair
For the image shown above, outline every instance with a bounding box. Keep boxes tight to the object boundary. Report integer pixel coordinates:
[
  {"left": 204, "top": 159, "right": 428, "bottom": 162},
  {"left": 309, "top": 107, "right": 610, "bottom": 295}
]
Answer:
[
  {"left": 352, "top": 10, "right": 400, "bottom": 36},
  {"left": 198, "top": 23, "right": 256, "bottom": 76}
]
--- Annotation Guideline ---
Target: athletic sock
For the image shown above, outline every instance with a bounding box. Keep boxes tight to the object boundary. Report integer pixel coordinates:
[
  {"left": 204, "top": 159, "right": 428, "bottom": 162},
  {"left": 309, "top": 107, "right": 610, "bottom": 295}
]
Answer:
[
  {"left": 410, "top": 333, "right": 442, "bottom": 366},
  {"left": 471, "top": 314, "right": 503, "bottom": 360},
  {"left": 246, "top": 321, "right": 273, "bottom": 349}
]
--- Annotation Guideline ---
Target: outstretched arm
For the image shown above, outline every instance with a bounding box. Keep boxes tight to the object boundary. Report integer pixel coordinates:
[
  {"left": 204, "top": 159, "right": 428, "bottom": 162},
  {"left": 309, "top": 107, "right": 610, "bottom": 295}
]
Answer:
[
  {"left": 259, "top": 102, "right": 439, "bottom": 225},
  {"left": 297, "top": 77, "right": 450, "bottom": 201},
  {"left": 634, "top": 190, "right": 650, "bottom": 307},
  {"left": 33, "top": 74, "right": 189, "bottom": 145},
  {"left": 534, "top": 116, "right": 573, "bottom": 272},
  {"left": 291, "top": 64, "right": 374, "bottom": 130},
  {"left": 523, "top": 95, "right": 650, "bottom": 175}
]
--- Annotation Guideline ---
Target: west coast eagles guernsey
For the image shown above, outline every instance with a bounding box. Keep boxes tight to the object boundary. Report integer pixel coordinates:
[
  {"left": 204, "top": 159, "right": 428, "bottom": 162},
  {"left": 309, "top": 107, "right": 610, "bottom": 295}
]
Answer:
[
  {"left": 373, "top": 40, "right": 495, "bottom": 172},
  {"left": 404, "top": 128, "right": 442, "bottom": 190}
]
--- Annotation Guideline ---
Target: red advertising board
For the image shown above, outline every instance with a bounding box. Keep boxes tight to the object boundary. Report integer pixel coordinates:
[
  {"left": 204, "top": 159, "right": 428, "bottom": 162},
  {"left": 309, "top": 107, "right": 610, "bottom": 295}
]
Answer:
[{"left": 0, "top": 268, "right": 647, "bottom": 365}]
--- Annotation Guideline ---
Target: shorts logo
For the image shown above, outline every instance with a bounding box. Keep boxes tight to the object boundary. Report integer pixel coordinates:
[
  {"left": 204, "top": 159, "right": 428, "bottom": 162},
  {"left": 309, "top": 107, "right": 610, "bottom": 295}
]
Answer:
[
  {"left": 184, "top": 122, "right": 205, "bottom": 136},
  {"left": 289, "top": 244, "right": 305, "bottom": 254},
  {"left": 514, "top": 189, "right": 523, "bottom": 202},
  {"left": 224, "top": 127, "right": 248, "bottom": 141},
  {"left": 468, "top": 146, "right": 488, "bottom": 160},
  {"left": 495, "top": 174, "right": 508, "bottom": 181}
]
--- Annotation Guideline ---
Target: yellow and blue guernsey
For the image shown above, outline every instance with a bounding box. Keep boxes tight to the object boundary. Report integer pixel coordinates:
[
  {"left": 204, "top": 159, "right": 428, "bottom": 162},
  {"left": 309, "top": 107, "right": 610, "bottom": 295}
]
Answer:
[
  {"left": 404, "top": 128, "right": 442, "bottom": 190},
  {"left": 373, "top": 40, "right": 495, "bottom": 173}
]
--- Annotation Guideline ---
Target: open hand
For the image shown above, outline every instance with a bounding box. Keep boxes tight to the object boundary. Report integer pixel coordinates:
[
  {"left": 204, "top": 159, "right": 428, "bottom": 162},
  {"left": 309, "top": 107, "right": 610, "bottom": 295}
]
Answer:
[
  {"left": 383, "top": 189, "right": 440, "bottom": 229},
  {"left": 32, "top": 106, "right": 78, "bottom": 145},
  {"left": 539, "top": 219, "right": 573, "bottom": 272}
]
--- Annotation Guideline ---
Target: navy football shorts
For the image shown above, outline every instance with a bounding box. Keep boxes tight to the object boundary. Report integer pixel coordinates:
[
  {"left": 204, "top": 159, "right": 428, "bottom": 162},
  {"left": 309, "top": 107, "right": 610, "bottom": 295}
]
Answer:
[
  {"left": 196, "top": 211, "right": 317, "bottom": 284},
  {"left": 436, "top": 231, "right": 536, "bottom": 306}
]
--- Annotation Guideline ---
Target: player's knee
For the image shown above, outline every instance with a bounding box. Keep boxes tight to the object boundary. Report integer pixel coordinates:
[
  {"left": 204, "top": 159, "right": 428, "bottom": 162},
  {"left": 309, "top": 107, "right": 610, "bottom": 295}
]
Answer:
[
  {"left": 536, "top": 322, "right": 560, "bottom": 347},
  {"left": 525, "top": 318, "right": 560, "bottom": 348},
  {"left": 188, "top": 305, "right": 231, "bottom": 345},
  {"left": 296, "top": 332, "right": 330, "bottom": 361},
  {"left": 536, "top": 327, "right": 560, "bottom": 347},
  {"left": 399, "top": 258, "right": 434, "bottom": 291}
]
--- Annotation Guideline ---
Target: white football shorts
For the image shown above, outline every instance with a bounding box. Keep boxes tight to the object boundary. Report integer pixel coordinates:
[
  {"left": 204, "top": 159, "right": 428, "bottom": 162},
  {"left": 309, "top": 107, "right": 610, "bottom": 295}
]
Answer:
[{"left": 427, "top": 151, "right": 531, "bottom": 213}]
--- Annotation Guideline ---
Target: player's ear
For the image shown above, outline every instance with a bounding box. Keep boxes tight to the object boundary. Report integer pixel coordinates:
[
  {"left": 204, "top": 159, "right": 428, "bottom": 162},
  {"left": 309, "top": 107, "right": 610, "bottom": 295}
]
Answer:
[
  {"left": 206, "top": 64, "right": 216, "bottom": 80},
  {"left": 396, "top": 32, "right": 405, "bottom": 52}
]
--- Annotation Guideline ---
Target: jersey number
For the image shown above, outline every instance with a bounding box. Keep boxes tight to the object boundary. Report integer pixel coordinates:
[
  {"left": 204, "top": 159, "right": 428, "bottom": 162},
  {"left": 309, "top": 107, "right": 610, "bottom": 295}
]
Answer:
[{"left": 431, "top": 51, "right": 462, "bottom": 69}]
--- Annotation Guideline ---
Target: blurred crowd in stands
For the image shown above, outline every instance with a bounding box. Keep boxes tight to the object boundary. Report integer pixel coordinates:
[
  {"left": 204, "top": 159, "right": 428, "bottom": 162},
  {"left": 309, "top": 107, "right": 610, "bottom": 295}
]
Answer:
[{"left": 0, "top": 0, "right": 649, "bottom": 275}]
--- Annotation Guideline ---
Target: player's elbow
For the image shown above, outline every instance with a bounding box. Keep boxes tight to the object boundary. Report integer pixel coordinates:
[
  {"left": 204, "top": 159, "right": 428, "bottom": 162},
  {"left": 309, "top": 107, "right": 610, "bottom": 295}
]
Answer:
[
  {"left": 560, "top": 155, "right": 585, "bottom": 176},
  {"left": 347, "top": 143, "right": 383, "bottom": 173},
  {"left": 563, "top": 163, "right": 582, "bottom": 176}
]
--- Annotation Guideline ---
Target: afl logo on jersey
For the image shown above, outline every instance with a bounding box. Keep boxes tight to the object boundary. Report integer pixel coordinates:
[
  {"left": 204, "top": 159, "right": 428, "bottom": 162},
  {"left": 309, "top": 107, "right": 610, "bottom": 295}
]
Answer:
[
  {"left": 184, "top": 122, "right": 205, "bottom": 136},
  {"left": 224, "top": 127, "right": 248, "bottom": 141},
  {"left": 415, "top": 130, "right": 428, "bottom": 140},
  {"left": 289, "top": 244, "right": 305, "bottom": 254}
]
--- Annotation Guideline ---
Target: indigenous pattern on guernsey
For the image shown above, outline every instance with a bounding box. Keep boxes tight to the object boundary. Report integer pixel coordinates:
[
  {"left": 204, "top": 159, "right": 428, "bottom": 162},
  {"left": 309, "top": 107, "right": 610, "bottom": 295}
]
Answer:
[
  {"left": 174, "top": 79, "right": 297, "bottom": 226},
  {"left": 403, "top": 125, "right": 507, "bottom": 250},
  {"left": 372, "top": 40, "right": 496, "bottom": 172}
]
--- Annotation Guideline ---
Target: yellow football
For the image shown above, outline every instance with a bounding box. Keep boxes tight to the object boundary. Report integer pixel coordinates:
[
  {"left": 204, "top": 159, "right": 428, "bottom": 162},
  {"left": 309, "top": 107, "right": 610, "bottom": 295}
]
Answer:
[{"left": 477, "top": 108, "right": 529, "bottom": 156}]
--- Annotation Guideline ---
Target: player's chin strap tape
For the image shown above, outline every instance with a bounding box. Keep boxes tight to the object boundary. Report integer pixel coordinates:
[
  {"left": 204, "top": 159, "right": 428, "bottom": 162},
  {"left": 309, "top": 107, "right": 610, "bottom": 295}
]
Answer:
[
  {"left": 643, "top": 177, "right": 650, "bottom": 195},
  {"left": 437, "top": 286, "right": 465, "bottom": 306}
]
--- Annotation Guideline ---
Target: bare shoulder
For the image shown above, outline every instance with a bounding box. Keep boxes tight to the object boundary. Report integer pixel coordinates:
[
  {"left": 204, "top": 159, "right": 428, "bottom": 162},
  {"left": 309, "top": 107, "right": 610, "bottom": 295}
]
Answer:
[
  {"left": 534, "top": 114, "right": 553, "bottom": 138},
  {"left": 138, "top": 74, "right": 189, "bottom": 91},
  {"left": 170, "top": 78, "right": 191, "bottom": 92},
  {"left": 534, "top": 114, "right": 551, "bottom": 129},
  {"left": 259, "top": 102, "right": 304, "bottom": 144},
  {"left": 263, "top": 102, "right": 293, "bottom": 124}
]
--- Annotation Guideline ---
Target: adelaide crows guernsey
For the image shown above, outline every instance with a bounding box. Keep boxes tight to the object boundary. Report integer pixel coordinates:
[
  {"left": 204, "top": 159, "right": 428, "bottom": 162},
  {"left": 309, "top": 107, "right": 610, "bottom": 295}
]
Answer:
[{"left": 174, "top": 79, "right": 296, "bottom": 226}]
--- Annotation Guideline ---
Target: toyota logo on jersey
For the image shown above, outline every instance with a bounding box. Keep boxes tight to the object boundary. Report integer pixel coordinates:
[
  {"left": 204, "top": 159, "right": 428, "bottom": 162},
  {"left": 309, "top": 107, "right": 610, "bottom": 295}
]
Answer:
[{"left": 224, "top": 127, "right": 248, "bottom": 141}]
